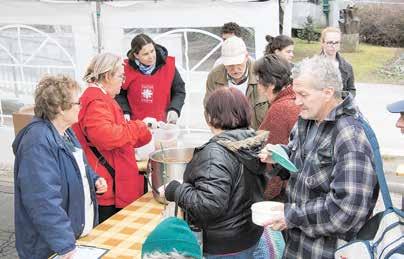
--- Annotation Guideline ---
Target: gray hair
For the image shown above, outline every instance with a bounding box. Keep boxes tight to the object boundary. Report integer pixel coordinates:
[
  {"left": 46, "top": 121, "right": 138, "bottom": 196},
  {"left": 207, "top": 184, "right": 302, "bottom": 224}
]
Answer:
[
  {"left": 34, "top": 74, "right": 80, "bottom": 121},
  {"left": 292, "top": 55, "right": 343, "bottom": 97},
  {"left": 83, "top": 52, "right": 122, "bottom": 83},
  {"left": 143, "top": 251, "right": 194, "bottom": 259}
]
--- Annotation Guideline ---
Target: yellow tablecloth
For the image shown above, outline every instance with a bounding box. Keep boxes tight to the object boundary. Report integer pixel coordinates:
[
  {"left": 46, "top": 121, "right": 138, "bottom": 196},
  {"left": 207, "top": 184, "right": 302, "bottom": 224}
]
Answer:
[{"left": 78, "top": 192, "right": 164, "bottom": 259}]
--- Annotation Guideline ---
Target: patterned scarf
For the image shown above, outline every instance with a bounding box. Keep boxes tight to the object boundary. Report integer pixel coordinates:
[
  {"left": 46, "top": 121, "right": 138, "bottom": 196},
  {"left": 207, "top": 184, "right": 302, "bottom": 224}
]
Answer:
[{"left": 135, "top": 59, "right": 156, "bottom": 75}]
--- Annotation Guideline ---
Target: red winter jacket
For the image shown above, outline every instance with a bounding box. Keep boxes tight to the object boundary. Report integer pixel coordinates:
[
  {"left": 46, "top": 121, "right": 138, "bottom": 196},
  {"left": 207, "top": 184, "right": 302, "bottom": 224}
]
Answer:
[{"left": 73, "top": 86, "right": 152, "bottom": 208}]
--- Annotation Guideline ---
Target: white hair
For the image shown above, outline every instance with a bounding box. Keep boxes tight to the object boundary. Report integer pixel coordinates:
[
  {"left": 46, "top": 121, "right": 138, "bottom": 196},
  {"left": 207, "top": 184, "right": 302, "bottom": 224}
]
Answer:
[
  {"left": 143, "top": 251, "right": 195, "bottom": 259},
  {"left": 292, "top": 55, "right": 343, "bottom": 97}
]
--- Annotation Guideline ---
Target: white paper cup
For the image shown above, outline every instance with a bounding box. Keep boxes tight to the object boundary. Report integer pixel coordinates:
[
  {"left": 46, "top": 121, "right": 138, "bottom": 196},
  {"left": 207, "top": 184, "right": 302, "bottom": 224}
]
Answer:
[{"left": 251, "top": 201, "right": 283, "bottom": 226}]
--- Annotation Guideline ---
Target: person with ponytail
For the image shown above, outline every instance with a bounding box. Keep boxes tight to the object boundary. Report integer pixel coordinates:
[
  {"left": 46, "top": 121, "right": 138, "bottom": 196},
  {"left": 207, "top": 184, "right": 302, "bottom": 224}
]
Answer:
[
  {"left": 72, "top": 53, "right": 152, "bottom": 222},
  {"left": 264, "top": 35, "right": 294, "bottom": 64}
]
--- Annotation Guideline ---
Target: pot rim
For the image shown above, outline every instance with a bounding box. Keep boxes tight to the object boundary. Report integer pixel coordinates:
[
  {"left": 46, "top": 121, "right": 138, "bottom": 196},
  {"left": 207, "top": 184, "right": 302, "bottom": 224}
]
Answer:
[{"left": 149, "top": 147, "right": 194, "bottom": 164}]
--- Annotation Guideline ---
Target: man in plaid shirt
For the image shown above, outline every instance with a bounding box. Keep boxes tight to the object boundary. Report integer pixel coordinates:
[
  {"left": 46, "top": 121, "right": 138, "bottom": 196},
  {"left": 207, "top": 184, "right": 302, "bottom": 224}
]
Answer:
[{"left": 259, "top": 55, "right": 379, "bottom": 259}]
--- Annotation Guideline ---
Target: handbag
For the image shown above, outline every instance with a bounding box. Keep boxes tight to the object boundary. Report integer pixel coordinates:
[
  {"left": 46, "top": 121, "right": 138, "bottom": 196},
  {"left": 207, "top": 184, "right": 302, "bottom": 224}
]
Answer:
[{"left": 334, "top": 117, "right": 404, "bottom": 259}]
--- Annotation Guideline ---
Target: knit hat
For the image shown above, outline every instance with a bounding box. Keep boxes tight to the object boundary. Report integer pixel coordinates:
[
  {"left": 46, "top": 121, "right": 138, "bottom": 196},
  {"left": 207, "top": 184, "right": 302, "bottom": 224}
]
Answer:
[
  {"left": 141, "top": 217, "right": 202, "bottom": 259},
  {"left": 221, "top": 36, "right": 247, "bottom": 66}
]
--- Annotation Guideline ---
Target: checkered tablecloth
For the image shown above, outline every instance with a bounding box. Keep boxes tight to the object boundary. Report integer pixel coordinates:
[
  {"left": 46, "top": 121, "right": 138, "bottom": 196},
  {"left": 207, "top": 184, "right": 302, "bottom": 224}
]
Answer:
[{"left": 78, "top": 192, "right": 164, "bottom": 259}]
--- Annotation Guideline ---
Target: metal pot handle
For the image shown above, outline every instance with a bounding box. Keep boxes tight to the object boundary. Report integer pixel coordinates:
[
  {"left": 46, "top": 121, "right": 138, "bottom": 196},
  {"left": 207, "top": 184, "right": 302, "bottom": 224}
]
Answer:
[{"left": 146, "top": 159, "right": 162, "bottom": 195}]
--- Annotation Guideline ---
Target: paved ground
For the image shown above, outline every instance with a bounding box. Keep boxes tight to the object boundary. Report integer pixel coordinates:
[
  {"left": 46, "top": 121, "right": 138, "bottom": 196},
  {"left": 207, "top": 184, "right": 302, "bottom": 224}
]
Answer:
[{"left": 0, "top": 170, "right": 17, "bottom": 259}]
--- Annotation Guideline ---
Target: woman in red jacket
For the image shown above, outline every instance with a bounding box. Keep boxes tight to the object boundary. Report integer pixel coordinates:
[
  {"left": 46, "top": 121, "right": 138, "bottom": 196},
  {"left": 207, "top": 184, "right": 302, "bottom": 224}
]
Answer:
[
  {"left": 254, "top": 54, "right": 300, "bottom": 200},
  {"left": 73, "top": 53, "right": 152, "bottom": 222},
  {"left": 116, "top": 33, "right": 186, "bottom": 124}
]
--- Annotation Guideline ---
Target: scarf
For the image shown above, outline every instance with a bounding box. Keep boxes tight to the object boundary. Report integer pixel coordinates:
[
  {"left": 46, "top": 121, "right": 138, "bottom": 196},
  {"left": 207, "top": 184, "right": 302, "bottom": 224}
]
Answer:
[{"left": 135, "top": 59, "right": 156, "bottom": 75}]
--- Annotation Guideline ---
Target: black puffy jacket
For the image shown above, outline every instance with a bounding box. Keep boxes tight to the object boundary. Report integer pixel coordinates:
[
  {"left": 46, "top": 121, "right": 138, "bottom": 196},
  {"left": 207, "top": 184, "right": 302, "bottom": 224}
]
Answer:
[{"left": 165, "top": 129, "right": 267, "bottom": 254}]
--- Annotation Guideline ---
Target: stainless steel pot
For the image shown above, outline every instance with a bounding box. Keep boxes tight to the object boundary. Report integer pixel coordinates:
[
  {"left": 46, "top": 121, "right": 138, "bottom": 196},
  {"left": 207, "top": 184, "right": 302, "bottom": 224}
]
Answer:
[{"left": 147, "top": 147, "right": 194, "bottom": 204}]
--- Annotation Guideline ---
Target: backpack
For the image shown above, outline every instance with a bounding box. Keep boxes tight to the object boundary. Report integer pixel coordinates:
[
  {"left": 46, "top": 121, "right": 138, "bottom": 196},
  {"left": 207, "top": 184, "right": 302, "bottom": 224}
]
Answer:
[{"left": 334, "top": 116, "right": 404, "bottom": 259}]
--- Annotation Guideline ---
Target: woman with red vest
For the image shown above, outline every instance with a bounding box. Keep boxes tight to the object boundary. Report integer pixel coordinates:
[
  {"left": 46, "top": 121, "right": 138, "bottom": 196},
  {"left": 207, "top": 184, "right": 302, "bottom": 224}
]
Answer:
[
  {"left": 73, "top": 53, "right": 152, "bottom": 222},
  {"left": 116, "top": 33, "right": 186, "bottom": 124}
]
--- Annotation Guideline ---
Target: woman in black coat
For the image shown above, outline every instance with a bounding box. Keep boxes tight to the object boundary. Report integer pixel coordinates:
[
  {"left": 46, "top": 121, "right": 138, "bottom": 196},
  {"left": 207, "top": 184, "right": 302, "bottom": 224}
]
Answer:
[
  {"left": 163, "top": 87, "right": 268, "bottom": 258},
  {"left": 320, "top": 27, "right": 356, "bottom": 97}
]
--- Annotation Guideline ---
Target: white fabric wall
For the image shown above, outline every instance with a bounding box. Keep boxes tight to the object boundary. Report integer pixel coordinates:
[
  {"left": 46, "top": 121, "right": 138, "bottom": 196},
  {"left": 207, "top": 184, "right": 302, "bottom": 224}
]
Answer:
[
  {"left": 0, "top": 0, "right": 279, "bottom": 73},
  {"left": 0, "top": 0, "right": 280, "bottom": 129}
]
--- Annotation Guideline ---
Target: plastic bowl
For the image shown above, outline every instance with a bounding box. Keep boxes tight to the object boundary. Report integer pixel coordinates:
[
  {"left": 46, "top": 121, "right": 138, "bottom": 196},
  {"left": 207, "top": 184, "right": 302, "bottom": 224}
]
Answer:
[{"left": 251, "top": 201, "right": 283, "bottom": 226}]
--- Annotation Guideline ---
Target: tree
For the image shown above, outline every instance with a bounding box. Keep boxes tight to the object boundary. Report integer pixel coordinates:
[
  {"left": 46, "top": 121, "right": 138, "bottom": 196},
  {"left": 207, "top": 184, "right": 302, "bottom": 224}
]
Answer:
[{"left": 299, "top": 16, "right": 317, "bottom": 43}]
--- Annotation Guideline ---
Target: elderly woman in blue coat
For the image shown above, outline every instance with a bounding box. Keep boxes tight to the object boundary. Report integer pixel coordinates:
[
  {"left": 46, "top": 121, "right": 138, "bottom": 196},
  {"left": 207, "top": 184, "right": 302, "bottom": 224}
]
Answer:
[{"left": 12, "top": 75, "right": 107, "bottom": 259}]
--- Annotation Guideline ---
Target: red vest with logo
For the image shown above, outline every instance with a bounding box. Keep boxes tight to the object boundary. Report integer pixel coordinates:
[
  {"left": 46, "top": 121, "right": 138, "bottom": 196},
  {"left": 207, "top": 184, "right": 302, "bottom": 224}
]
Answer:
[{"left": 123, "top": 57, "right": 176, "bottom": 121}]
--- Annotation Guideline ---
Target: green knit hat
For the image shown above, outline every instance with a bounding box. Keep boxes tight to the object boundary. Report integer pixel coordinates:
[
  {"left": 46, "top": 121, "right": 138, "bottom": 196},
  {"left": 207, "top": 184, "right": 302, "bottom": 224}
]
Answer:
[{"left": 141, "top": 217, "right": 202, "bottom": 259}]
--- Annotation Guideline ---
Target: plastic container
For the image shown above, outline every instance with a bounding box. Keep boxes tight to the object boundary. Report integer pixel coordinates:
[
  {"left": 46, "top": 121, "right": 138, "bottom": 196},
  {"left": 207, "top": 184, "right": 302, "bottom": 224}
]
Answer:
[
  {"left": 251, "top": 201, "right": 283, "bottom": 226},
  {"left": 135, "top": 136, "right": 155, "bottom": 161},
  {"left": 153, "top": 123, "right": 179, "bottom": 150}
]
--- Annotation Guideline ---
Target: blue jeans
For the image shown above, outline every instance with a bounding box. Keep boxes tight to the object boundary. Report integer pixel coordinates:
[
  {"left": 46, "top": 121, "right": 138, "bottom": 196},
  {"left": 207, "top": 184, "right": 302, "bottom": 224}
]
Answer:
[{"left": 204, "top": 241, "right": 260, "bottom": 259}]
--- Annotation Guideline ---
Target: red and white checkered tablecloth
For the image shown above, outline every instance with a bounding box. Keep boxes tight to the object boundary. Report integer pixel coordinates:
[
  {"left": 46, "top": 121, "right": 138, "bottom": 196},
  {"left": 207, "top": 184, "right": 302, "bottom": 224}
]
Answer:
[{"left": 78, "top": 192, "right": 164, "bottom": 259}]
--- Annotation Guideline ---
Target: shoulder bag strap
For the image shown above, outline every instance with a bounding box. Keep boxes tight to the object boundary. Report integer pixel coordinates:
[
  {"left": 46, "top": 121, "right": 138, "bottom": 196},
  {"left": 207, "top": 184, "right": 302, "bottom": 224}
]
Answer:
[
  {"left": 81, "top": 125, "right": 116, "bottom": 192},
  {"left": 358, "top": 116, "right": 393, "bottom": 209}
]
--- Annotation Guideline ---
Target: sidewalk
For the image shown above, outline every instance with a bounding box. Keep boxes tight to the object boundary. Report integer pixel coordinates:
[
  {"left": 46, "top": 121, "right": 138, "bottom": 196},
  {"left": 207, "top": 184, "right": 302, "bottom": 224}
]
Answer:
[{"left": 0, "top": 170, "right": 17, "bottom": 259}]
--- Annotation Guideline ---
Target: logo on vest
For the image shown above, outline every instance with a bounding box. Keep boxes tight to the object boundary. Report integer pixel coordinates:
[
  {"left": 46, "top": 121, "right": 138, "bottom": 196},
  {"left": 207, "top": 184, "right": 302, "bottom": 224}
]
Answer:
[{"left": 141, "top": 84, "right": 154, "bottom": 103}]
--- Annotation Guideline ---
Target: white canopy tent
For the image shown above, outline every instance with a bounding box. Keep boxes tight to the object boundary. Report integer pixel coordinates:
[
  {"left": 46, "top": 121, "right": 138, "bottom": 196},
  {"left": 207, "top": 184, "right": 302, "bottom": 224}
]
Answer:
[{"left": 0, "top": 0, "right": 291, "bottom": 128}]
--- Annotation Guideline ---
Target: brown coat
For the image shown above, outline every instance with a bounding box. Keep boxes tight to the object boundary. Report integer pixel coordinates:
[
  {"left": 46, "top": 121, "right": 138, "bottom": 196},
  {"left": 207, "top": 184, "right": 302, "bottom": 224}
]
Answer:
[{"left": 204, "top": 59, "right": 269, "bottom": 129}]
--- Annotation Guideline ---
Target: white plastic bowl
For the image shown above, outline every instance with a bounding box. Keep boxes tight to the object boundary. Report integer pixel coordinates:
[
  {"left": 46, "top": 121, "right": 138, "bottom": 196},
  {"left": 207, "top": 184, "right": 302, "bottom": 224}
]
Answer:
[{"left": 251, "top": 201, "right": 283, "bottom": 226}]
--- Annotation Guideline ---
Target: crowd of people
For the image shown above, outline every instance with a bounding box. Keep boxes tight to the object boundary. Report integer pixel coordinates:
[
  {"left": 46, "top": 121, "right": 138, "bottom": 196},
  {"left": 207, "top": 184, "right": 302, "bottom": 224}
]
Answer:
[{"left": 11, "top": 21, "right": 402, "bottom": 259}]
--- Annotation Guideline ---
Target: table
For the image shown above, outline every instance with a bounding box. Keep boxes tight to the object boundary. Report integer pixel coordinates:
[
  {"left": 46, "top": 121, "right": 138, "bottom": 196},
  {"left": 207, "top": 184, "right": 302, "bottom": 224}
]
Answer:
[{"left": 78, "top": 192, "right": 164, "bottom": 259}]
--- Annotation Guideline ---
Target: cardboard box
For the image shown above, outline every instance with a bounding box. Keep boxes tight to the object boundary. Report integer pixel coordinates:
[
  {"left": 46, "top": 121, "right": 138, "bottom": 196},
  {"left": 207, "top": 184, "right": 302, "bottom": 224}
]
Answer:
[{"left": 12, "top": 105, "right": 34, "bottom": 136}]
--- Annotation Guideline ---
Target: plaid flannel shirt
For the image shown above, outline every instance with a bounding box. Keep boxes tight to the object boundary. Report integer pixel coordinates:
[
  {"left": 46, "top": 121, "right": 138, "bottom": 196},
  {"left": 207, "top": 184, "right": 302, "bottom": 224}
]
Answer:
[{"left": 280, "top": 95, "right": 378, "bottom": 259}]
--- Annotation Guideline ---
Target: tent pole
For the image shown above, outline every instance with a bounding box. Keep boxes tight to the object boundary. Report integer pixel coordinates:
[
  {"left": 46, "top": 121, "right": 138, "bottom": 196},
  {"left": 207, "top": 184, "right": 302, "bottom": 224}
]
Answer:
[{"left": 96, "top": 0, "right": 102, "bottom": 53}]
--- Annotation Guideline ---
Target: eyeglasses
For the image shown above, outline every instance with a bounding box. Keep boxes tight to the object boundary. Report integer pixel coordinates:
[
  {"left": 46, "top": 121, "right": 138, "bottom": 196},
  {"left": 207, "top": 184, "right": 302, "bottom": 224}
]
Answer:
[
  {"left": 116, "top": 74, "right": 125, "bottom": 81},
  {"left": 325, "top": 41, "right": 340, "bottom": 46},
  {"left": 70, "top": 101, "right": 81, "bottom": 106}
]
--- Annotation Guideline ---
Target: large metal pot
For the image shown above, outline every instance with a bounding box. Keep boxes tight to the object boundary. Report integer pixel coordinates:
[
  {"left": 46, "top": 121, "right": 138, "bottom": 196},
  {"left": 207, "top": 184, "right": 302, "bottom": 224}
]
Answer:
[{"left": 147, "top": 147, "right": 194, "bottom": 203}]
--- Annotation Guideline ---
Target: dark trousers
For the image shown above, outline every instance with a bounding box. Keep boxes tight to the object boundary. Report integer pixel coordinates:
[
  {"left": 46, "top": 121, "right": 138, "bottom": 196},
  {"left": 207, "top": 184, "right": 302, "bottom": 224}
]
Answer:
[{"left": 98, "top": 205, "right": 121, "bottom": 223}]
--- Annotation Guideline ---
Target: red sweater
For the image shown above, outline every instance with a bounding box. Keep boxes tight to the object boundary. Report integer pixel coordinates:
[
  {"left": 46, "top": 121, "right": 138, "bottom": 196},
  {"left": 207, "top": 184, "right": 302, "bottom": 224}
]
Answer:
[
  {"left": 259, "top": 86, "right": 300, "bottom": 145},
  {"left": 259, "top": 86, "right": 300, "bottom": 200}
]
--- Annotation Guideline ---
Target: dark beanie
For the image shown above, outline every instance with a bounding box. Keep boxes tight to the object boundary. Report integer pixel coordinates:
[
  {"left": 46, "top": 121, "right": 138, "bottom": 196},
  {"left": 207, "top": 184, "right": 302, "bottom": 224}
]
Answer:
[{"left": 141, "top": 217, "right": 202, "bottom": 259}]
